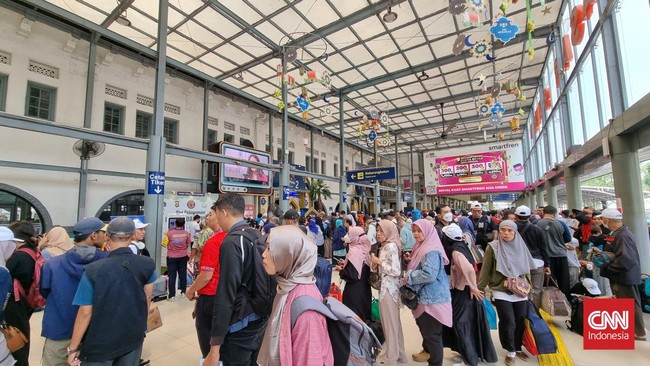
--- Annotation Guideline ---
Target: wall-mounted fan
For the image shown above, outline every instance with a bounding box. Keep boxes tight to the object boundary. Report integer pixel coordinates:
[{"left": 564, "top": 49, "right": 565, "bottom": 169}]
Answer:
[{"left": 72, "top": 140, "right": 106, "bottom": 160}]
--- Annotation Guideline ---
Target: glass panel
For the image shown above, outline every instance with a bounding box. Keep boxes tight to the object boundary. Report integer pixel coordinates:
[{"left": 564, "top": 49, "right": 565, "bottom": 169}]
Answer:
[
  {"left": 567, "top": 80, "right": 584, "bottom": 145},
  {"left": 579, "top": 55, "right": 601, "bottom": 141},
  {"left": 135, "top": 111, "right": 152, "bottom": 138},
  {"left": 615, "top": 0, "right": 650, "bottom": 106},
  {"left": 26, "top": 83, "right": 55, "bottom": 120},
  {"left": 103, "top": 104, "right": 123, "bottom": 134},
  {"left": 593, "top": 36, "right": 612, "bottom": 126},
  {"left": 164, "top": 118, "right": 178, "bottom": 143}
]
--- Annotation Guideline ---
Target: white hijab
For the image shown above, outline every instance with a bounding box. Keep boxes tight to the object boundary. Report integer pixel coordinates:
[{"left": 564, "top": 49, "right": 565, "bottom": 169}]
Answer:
[{"left": 0, "top": 240, "right": 17, "bottom": 268}]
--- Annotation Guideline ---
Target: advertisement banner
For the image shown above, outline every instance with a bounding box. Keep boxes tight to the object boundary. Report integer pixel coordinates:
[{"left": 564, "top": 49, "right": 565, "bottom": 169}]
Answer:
[{"left": 424, "top": 141, "right": 525, "bottom": 195}]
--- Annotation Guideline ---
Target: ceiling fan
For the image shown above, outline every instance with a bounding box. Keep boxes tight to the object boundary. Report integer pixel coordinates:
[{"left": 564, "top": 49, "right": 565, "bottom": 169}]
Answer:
[{"left": 430, "top": 102, "right": 481, "bottom": 144}]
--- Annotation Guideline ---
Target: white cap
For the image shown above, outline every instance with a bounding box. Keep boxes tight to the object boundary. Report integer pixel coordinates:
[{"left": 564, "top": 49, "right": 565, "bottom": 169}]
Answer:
[
  {"left": 0, "top": 227, "right": 24, "bottom": 242},
  {"left": 515, "top": 205, "right": 531, "bottom": 217},
  {"left": 133, "top": 218, "right": 150, "bottom": 229},
  {"left": 581, "top": 278, "right": 601, "bottom": 296},
  {"left": 601, "top": 208, "right": 622, "bottom": 220},
  {"left": 471, "top": 203, "right": 482, "bottom": 209},
  {"left": 442, "top": 224, "right": 463, "bottom": 241}
]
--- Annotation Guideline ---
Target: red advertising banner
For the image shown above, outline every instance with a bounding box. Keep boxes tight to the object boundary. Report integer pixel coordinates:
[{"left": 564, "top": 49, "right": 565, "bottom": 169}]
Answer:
[{"left": 435, "top": 150, "right": 525, "bottom": 194}]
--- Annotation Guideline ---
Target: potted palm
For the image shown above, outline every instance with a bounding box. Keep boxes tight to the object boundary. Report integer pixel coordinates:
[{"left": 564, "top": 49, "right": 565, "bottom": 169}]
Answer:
[{"left": 307, "top": 178, "right": 332, "bottom": 212}]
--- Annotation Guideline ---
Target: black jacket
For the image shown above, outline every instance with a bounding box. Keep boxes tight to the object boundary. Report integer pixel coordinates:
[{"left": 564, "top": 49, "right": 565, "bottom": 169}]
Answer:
[
  {"left": 516, "top": 220, "right": 549, "bottom": 267},
  {"left": 210, "top": 222, "right": 257, "bottom": 345}
]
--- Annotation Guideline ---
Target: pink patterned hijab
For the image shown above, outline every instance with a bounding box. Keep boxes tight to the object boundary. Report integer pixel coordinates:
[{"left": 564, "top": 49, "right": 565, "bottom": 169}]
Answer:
[
  {"left": 408, "top": 219, "right": 448, "bottom": 271},
  {"left": 345, "top": 226, "right": 371, "bottom": 278}
]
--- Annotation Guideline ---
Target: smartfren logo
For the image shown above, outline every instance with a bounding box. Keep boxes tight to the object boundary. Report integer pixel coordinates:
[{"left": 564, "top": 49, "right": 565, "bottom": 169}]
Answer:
[{"left": 583, "top": 298, "right": 635, "bottom": 350}]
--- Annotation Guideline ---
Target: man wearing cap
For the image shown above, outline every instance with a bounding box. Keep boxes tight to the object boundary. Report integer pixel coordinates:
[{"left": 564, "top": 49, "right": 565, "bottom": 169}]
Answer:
[
  {"left": 599, "top": 208, "right": 646, "bottom": 341},
  {"left": 283, "top": 209, "right": 307, "bottom": 234},
  {"left": 470, "top": 203, "right": 497, "bottom": 249},
  {"left": 514, "top": 206, "right": 550, "bottom": 308},
  {"left": 40, "top": 218, "right": 109, "bottom": 366},
  {"left": 129, "top": 218, "right": 150, "bottom": 256},
  {"left": 67, "top": 217, "right": 157, "bottom": 365}
]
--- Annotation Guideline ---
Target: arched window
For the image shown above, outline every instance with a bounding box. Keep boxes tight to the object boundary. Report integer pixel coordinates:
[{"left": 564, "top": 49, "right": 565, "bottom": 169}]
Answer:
[
  {"left": 96, "top": 190, "right": 145, "bottom": 222},
  {"left": 0, "top": 184, "right": 52, "bottom": 233}
]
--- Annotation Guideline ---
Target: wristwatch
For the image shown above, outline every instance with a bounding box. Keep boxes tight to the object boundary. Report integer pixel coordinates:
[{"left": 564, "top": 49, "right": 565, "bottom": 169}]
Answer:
[{"left": 67, "top": 347, "right": 80, "bottom": 355}]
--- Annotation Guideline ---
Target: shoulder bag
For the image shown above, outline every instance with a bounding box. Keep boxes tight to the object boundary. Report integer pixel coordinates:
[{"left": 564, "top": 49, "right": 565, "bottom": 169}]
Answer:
[
  {"left": 1, "top": 323, "right": 28, "bottom": 353},
  {"left": 503, "top": 276, "right": 531, "bottom": 298},
  {"left": 399, "top": 285, "right": 419, "bottom": 310}
]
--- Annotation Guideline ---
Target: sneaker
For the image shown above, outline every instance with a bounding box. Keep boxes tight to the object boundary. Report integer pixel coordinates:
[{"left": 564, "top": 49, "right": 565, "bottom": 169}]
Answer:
[
  {"left": 505, "top": 355, "right": 516, "bottom": 366},
  {"left": 167, "top": 296, "right": 175, "bottom": 302},
  {"left": 412, "top": 350, "right": 429, "bottom": 363},
  {"left": 516, "top": 351, "right": 529, "bottom": 361},
  {"left": 635, "top": 335, "right": 647, "bottom": 341}
]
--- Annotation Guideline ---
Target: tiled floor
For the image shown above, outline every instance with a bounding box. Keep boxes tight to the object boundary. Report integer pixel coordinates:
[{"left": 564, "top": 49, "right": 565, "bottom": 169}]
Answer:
[{"left": 27, "top": 278, "right": 650, "bottom": 366}]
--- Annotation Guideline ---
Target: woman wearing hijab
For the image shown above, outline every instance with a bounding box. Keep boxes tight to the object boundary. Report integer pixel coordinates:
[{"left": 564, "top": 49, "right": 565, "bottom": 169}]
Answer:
[
  {"left": 338, "top": 226, "right": 372, "bottom": 320},
  {"left": 39, "top": 226, "right": 73, "bottom": 260},
  {"left": 306, "top": 219, "right": 325, "bottom": 257},
  {"left": 0, "top": 227, "right": 19, "bottom": 366},
  {"left": 258, "top": 225, "right": 333, "bottom": 366},
  {"left": 371, "top": 220, "right": 407, "bottom": 366},
  {"left": 478, "top": 220, "right": 537, "bottom": 366},
  {"left": 440, "top": 224, "right": 497, "bottom": 366},
  {"left": 332, "top": 219, "right": 347, "bottom": 265},
  {"left": 456, "top": 216, "right": 476, "bottom": 245},
  {"left": 5, "top": 221, "right": 39, "bottom": 366},
  {"left": 402, "top": 219, "right": 451, "bottom": 366}
]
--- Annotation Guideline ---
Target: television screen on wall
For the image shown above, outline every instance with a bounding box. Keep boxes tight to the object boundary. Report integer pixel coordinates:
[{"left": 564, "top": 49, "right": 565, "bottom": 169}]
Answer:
[{"left": 218, "top": 142, "right": 273, "bottom": 195}]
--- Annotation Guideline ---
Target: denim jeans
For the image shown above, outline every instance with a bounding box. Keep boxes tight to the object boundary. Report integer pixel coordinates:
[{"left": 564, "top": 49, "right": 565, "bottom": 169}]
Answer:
[
  {"left": 81, "top": 344, "right": 142, "bottom": 366},
  {"left": 220, "top": 317, "right": 267, "bottom": 366},
  {"left": 167, "top": 256, "right": 188, "bottom": 298}
]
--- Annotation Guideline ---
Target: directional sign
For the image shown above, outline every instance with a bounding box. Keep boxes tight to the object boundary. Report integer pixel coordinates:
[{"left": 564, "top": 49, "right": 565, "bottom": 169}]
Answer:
[
  {"left": 282, "top": 186, "right": 298, "bottom": 200},
  {"left": 402, "top": 193, "right": 413, "bottom": 202},
  {"left": 148, "top": 171, "right": 165, "bottom": 195},
  {"left": 486, "top": 193, "right": 519, "bottom": 201},
  {"left": 346, "top": 167, "right": 396, "bottom": 183}
]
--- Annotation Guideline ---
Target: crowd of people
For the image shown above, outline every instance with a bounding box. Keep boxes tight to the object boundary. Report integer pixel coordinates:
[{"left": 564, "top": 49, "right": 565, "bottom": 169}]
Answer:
[{"left": 0, "top": 195, "right": 647, "bottom": 366}]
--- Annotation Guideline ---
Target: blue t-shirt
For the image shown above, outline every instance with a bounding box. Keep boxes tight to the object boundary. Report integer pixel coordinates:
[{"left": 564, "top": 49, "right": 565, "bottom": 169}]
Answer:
[
  {"left": 73, "top": 271, "right": 158, "bottom": 306},
  {"left": 0, "top": 267, "right": 12, "bottom": 320}
]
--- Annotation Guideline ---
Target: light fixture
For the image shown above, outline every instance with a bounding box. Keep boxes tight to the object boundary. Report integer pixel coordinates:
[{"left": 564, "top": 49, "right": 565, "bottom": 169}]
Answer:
[
  {"left": 417, "top": 71, "right": 429, "bottom": 81},
  {"left": 383, "top": 7, "right": 398, "bottom": 23},
  {"left": 115, "top": 1, "right": 131, "bottom": 26}
]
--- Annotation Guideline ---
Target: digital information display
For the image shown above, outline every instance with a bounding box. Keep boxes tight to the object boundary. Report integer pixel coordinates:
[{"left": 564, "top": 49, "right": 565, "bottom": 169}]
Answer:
[{"left": 219, "top": 143, "right": 273, "bottom": 195}]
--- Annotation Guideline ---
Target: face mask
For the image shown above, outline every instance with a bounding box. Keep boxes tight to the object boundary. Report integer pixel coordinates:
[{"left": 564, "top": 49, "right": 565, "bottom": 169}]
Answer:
[
  {"left": 443, "top": 213, "right": 453, "bottom": 223},
  {"left": 343, "top": 235, "right": 351, "bottom": 243}
]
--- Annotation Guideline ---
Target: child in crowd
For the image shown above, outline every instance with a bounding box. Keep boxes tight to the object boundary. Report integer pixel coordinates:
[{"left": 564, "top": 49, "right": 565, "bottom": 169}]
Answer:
[{"left": 583, "top": 225, "right": 612, "bottom": 296}]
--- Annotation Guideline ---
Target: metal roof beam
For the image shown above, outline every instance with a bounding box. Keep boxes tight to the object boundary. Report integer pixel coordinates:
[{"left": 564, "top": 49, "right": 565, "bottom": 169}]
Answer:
[
  {"left": 217, "top": 0, "right": 406, "bottom": 80},
  {"left": 6, "top": 0, "right": 380, "bottom": 156},
  {"left": 100, "top": 0, "right": 135, "bottom": 28},
  {"left": 330, "top": 25, "right": 552, "bottom": 96},
  {"left": 320, "top": 77, "right": 538, "bottom": 128}
]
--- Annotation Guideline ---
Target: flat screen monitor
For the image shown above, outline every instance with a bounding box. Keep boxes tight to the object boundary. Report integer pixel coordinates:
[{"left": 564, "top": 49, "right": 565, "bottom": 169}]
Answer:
[{"left": 218, "top": 143, "right": 273, "bottom": 195}]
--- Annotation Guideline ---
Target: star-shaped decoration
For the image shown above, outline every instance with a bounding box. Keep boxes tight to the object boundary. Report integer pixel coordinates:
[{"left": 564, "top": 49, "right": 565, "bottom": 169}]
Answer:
[
  {"left": 541, "top": 6, "right": 552, "bottom": 16},
  {"left": 274, "top": 89, "right": 282, "bottom": 99},
  {"left": 478, "top": 73, "right": 486, "bottom": 84}
]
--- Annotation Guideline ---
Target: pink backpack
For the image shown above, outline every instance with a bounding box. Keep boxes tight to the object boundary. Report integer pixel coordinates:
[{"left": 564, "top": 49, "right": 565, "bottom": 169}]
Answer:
[{"left": 13, "top": 248, "right": 46, "bottom": 309}]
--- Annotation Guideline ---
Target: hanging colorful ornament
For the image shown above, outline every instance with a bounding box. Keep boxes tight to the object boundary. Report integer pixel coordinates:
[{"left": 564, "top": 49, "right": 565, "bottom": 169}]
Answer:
[
  {"left": 296, "top": 96, "right": 310, "bottom": 112},
  {"left": 528, "top": 47, "right": 534, "bottom": 61},
  {"left": 570, "top": 5, "right": 586, "bottom": 45},
  {"left": 491, "top": 102, "right": 505, "bottom": 117},
  {"left": 479, "top": 104, "right": 490, "bottom": 116},
  {"left": 489, "top": 114, "right": 501, "bottom": 127},
  {"left": 544, "top": 88, "right": 552, "bottom": 110},
  {"left": 484, "top": 95, "right": 493, "bottom": 105},
  {"left": 468, "top": 38, "right": 495, "bottom": 61},
  {"left": 504, "top": 79, "right": 518, "bottom": 93},
  {"left": 368, "top": 130, "right": 377, "bottom": 142},
  {"left": 546, "top": 30, "right": 558, "bottom": 47},
  {"left": 510, "top": 117, "right": 520, "bottom": 131},
  {"left": 449, "top": 0, "right": 466, "bottom": 15},
  {"left": 541, "top": 6, "right": 553, "bottom": 16},
  {"left": 490, "top": 83, "right": 502, "bottom": 99},
  {"left": 554, "top": 60, "right": 561, "bottom": 89},
  {"left": 499, "top": 1, "right": 508, "bottom": 14},
  {"left": 278, "top": 101, "right": 285, "bottom": 112},
  {"left": 525, "top": 0, "right": 534, "bottom": 60},
  {"left": 452, "top": 34, "right": 466, "bottom": 56},
  {"left": 518, "top": 108, "right": 525, "bottom": 116},
  {"left": 498, "top": 132, "right": 506, "bottom": 140},
  {"left": 562, "top": 35, "right": 574, "bottom": 70},
  {"left": 302, "top": 111, "right": 309, "bottom": 120},
  {"left": 274, "top": 89, "right": 282, "bottom": 100},
  {"left": 584, "top": 0, "right": 597, "bottom": 19},
  {"left": 466, "top": 0, "right": 487, "bottom": 13},
  {"left": 322, "top": 71, "right": 332, "bottom": 89},
  {"left": 490, "top": 16, "right": 519, "bottom": 44}
]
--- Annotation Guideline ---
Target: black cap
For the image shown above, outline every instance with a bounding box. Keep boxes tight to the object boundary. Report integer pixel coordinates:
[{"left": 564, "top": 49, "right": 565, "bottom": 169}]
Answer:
[{"left": 283, "top": 209, "right": 300, "bottom": 220}]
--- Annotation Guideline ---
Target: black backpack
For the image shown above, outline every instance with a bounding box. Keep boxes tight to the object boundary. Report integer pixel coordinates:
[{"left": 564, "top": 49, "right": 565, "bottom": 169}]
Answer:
[
  {"left": 565, "top": 296, "right": 584, "bottom": 335},
  {"left": 231, "top": 228, "right": 276, "bottom": 317}
]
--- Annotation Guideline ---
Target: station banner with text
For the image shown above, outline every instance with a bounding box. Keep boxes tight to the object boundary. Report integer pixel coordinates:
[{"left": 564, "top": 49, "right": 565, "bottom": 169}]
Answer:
[{"left": 424, "top": 141, "right": 525, "bottom": 195}]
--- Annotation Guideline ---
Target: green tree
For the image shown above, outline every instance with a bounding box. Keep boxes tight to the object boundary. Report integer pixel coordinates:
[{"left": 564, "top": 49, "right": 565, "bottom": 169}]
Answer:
[
  {"left": 307, "top": 179, "right": 332, "bottom": 212},
  {"left": 583, "top": 173, "right": 614, "bottom": 187},
  {"left": 643, "top": 162, "right": 650, "bottom": 190}
]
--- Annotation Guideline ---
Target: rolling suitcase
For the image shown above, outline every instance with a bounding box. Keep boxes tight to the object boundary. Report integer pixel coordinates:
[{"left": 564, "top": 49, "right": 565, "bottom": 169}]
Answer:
[{"left": 152, "top": 275, "right": 168, "bottom": 301}]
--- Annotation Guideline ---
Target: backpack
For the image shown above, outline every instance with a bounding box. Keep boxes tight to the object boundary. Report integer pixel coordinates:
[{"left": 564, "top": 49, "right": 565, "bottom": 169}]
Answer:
[
  {"left": 13, "top": 247, "right": 46, "bottom": 309},
  {"left": 314, "top": 257, "right": 332, "bottom": 298},
  {"left": 525, "top": 301, "right": 557, "bottom": 354},
  {"left": 231, "top": 228, "right": 276, "bottom": 317},
  {"left": 290, "top": 295, "right": 382, "bottom": 366},
  {"left": 565, "top": 296, "right": 584, "bottom": 335}
]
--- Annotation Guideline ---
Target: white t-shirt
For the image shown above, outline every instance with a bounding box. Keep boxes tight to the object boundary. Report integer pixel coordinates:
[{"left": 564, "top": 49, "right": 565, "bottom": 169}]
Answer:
[{"left": 190, "top": 221, "right": 201, "bottom": 242}]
